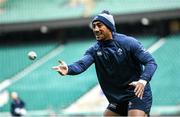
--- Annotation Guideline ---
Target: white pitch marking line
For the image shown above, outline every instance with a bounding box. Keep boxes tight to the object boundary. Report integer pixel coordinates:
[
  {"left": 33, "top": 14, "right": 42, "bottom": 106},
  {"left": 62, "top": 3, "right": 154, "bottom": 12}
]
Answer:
[{"left": 147, "top": 38, "right": 166, "bottom": 53}]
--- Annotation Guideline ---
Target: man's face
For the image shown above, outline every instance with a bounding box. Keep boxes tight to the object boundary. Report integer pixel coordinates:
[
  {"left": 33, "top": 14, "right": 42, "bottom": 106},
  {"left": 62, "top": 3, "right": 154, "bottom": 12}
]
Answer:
[{"left": 92, "top": 21, "right": 112, "bottom": 41}]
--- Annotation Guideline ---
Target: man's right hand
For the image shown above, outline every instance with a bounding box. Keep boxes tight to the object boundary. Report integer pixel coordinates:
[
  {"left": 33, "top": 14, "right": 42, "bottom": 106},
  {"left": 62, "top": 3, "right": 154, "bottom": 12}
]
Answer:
[{"left": 52, "top": 60, "right": 68, "bottom": 76}]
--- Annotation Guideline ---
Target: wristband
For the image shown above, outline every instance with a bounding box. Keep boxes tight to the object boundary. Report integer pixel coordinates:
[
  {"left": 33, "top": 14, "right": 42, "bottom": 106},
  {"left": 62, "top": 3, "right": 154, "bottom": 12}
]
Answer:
[{"left": 138, "top": 79, "right": 147, "bottom": 86}]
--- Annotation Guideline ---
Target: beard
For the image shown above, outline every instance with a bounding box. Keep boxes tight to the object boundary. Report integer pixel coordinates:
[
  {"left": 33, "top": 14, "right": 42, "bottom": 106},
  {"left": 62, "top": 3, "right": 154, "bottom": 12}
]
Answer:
[{"left": 95, "top": 32, "right": 104, "bottom": 40}]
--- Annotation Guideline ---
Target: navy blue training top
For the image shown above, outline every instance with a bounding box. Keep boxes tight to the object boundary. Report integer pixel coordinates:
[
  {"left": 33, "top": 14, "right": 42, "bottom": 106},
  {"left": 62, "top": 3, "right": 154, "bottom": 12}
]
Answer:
[{"left": 67, "top": 33, "right": 157, "bottom": 103}]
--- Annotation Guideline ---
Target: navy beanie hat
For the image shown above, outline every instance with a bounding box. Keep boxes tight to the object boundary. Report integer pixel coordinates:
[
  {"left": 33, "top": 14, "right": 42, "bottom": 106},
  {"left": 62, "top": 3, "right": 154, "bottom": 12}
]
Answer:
[{"left": 92, "top": 10, "right": 116, "bottom": 32}]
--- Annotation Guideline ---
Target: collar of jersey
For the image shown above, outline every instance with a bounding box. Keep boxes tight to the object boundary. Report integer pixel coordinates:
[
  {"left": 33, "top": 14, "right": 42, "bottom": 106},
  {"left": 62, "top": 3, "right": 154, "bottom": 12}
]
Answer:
[{"left": 97, "top": 39, "right": 114, "bottom": 47}]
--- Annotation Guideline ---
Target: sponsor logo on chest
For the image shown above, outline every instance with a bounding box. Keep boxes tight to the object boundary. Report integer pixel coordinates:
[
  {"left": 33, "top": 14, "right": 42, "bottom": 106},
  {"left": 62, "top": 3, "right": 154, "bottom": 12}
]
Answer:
[{"left": 97, "top": 51, "right": 102, "bottom": 56}]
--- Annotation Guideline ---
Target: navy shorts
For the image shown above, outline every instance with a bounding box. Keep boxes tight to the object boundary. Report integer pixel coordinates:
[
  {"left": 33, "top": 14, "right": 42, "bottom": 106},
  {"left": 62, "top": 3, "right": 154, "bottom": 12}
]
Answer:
[{"left": 107, "top": 90, "right": 152, "bottom": 116}]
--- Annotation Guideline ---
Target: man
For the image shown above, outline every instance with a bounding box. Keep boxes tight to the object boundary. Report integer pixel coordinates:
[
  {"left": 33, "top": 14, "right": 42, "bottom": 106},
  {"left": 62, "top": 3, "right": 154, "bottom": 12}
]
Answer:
[
  {"left": 52, "top": 10, "right": 157, "bottom": 116},
  {"left": 10, "top": 92, "right": 26, "bottom": 116}
]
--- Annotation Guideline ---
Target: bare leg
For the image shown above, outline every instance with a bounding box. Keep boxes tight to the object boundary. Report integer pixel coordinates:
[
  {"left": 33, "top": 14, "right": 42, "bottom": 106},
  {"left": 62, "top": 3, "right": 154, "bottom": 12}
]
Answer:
[
  {"left": 103, "top": 109, "right": 120, "bottom": 116},
  {"left": 128, "top": 109, "right": 147, "bottom": 117}
]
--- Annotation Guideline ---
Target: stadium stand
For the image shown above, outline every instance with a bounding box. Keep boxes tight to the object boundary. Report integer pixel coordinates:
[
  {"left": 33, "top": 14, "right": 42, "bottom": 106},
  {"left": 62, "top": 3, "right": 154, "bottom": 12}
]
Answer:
[
  {"left": 152, "top": 34, "right": 180, "bottom": 105},
  {"left": 1, "top": 0, "right": 180, "bottom": 24},
  {"left": 150, "top": 34, "right": 180, "bottom": 115},
  {"left": 0, "top": 41, "right": 59, "bottom": 82},
  {"left": 1, "top": 0, "right": 180, "bottom": 33},
  {"left": 0, "top": 40, "right": 97, "bottom": 112}
]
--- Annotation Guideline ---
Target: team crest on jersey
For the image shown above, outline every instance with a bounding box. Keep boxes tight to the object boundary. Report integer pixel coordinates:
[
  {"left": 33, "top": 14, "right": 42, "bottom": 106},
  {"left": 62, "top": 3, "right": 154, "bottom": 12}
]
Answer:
[
  {"left": 97, "top": 51, "right": 102, "bottom": 56},
  {"left": 117, "top": 48, "right": 122, "bottom": 55}
]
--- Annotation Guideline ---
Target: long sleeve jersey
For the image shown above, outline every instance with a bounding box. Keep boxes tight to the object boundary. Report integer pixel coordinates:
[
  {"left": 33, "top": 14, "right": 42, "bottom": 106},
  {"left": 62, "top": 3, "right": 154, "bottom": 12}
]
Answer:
[{"left": 67, "top": 33, "right": 157, "bottom": 103}]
